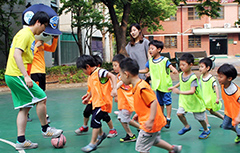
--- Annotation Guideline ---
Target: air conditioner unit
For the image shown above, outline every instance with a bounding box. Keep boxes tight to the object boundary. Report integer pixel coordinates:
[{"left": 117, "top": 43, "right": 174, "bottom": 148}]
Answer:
[
  {"left": 204, "top": 23, "right": 211, "bottom": 29},
  {"left": 224, "top": 23, "right": 231, "bottom": 28}
]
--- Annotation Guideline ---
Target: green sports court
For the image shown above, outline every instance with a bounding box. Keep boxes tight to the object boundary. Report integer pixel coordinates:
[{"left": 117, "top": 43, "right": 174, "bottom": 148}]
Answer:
[{"left": 0, "top": 80, "right": 240, "bottom": 153}]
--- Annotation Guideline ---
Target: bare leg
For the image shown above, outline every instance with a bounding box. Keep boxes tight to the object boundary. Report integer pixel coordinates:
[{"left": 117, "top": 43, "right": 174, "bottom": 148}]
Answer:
[
  {"left": 36, "top": 99, "right": 47, "bottom": 126},
  {"left": 121, "top": 122, "right": 134, "bottom": 136},
  {"left": 161, "top": 106, "right": 164, "bottom": 115},
  {"left": 166, "top": 105, "right": 172, "bottom": 119},
  {"left": 129, "top": 120, "right": 140, "bottom": 129},
  {"left": 17, "top": 107, "right": 31, "bottom": 136},
  {"left": 107, "top": 120, "right": 113, "bottom": 129},
  {"left": 154, "top": 139, "right": 173, "bottom": 151},
  {"left": 177, "top": 113, "right": 190, "bottom": 128},
  {"left": 83, "top": 117, "right": 89, "bottom": 126},
  {"left": 205, "top": 112, "right": 209, "bottom": 125},
  {"left": 209, "top": 109, "right": 224, "bottom": 120},
  {"left": 199, "top": 120, "right": 208, "bottom": 131},
  {"left": 90, "top": 128, "right": 100, "bottom": 145}
]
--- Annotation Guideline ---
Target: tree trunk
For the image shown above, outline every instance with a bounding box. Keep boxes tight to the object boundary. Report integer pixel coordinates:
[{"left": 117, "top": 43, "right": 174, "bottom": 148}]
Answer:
[
  {"left": 109, "top": 33, "right": 113, "bottom": 61},
  {"left": 102, "top": 32, "right": 106, "bottom": 61},
  {"left": 77, "top": 27, "right": 83, "bottom": 55}
]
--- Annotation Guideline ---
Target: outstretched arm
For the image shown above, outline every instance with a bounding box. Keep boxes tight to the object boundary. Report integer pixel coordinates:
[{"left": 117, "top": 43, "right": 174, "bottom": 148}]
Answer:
[
  {"left": 44, "top": 36, "right": 58, "bottom": 52},
  {"left": 169, "top": 65, "right": 178, "bottom": 74},
  {"left": 139, "top": 67, "right": 149, "bottom": 74},
  {"left": 144, "top": 99, "right": 158, "bottom": 131},
  {"left": 107, "top": 72, "right": 117, "bottom": 97}
]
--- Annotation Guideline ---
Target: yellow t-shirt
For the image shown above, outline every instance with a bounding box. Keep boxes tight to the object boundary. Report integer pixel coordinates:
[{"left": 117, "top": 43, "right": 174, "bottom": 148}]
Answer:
[{"left": 5, "top": 27, "right": 35, "bottom": 76}]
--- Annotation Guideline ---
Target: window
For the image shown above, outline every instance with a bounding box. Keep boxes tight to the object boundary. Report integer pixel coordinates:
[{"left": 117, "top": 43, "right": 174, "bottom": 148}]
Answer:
[
  {"left": 212, "top": 6, "right": 224, "bottom": 19},
  {"left": 238, "top": 6, "right": 240, "bottom": 19},
  {"left": 188, "top": 7, "right": 199, "bottom": 20},
  {"left": 188, "top": 36, "right": 201, "bottom": 48},
  {"left": 165, "top": 14, "right": 177, "bottom": 21},
  {"left": 165, "top": 36, "right": 177, "bottom": 48}
]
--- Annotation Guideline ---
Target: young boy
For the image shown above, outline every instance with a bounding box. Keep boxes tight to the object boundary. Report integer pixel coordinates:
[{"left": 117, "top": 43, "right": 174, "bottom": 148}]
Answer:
[
  {"left": 168, "top": 53, "right": 211, "bottom": 139},
  {"left": 198, "top": 57, "right": 224, "bottom": 131},
  {"left": 119, "top": 58, "right": 182, "bottom": 153},
  {"left": 76, "top": 55, "right": 117, "bottom": 152},
  {"left": 4, "top": 11, "right": 63, "bottom": 150},
  {"left": 75, "top": 55, "right": 118, "bottom": 138},
  {"left": 139, "top": 40, "right": 178, "bottom": 128},
  {"left": 112, "top": 54, "right": 140, "bottom": 142},
  {"left": 217, "top": 63, "right": 240, "bottom": 144}
]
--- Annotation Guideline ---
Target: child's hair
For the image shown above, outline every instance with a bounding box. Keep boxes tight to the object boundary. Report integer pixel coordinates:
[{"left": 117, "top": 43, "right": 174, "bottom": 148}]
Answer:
[
  {"left": 92, "top": 55, "right": 103, "bottom": 67},
  {"left": 180, "top": 53, "right": 194, "bottom": 64},
  {"left": 112, "top": 54, "right": 126, "bottom": 64},
  {"left": 120, "top": 58, "right": 139, "bottom": 76},
  {"left": 149, "top": 40, "right": 164, "bottom": 51},
  {"left": 129, "top": 23, "right": 144, "bottom": 46},
  {"left": 29, "top": 11, "right": 49, "bottom": 26},
  {"left": 199, "top": 57, "right": 213, "bottom": 71},
  {"left": 76, "top": 55, "right": 97, "bottom": 69},
  {"left": 217, "top": 63, "right": 237, "bottom": 80}
]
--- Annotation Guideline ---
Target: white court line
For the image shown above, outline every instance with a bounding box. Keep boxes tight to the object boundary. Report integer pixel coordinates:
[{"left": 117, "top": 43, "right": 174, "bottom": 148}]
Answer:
[{"left": 0, "top": 138, "right": 25, "bottom": 153}]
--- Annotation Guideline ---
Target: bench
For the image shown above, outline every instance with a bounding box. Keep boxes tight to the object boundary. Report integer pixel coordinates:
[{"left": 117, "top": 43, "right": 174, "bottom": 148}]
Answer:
[
  {"left": 160, "top": 52, "right": 177, "bottom": 67},
  {"left": 175, "top": 51, "right": 215, "bottom": 70}
]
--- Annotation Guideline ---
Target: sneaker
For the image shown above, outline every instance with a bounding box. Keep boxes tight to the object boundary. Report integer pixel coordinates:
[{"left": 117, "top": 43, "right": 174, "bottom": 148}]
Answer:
[
  {"left": 199, "top": 125, "right": 211, "bottom": 131},
  {"left": 120, "top": 134, "right": 136, "bottom": 142},
  {"left": 15, "top": 140, "right": 38, "bottom": 150},
  {"left": 234, "top": 136, "right": 240, "bottom": 144},
  {"left": 114, "top": 111, "right": 119, "bottom": 115},
  {"left": 75, "top": 126, "right": 88, "bottom": 135},
  {"left": 27, "top": 114, "right": 32, "bottom": 122},
  {"left": 169, "top": 145, "right": 182, "bottom": 153},
  {"left": 46, "top": 115, "right": 51, "bottom": 124},
  {"left": 96, "top": 132, "right": 107, "bottom": 146},
  {"left": 81, "top": 143, "right": 97, "bottom": 152},
  {"left": 198, "top": 130, "right": 211, "bottom": 139},
  {"left": 42, "top": 127, "right": 63, "bottom": 138},
  {"left": 165, "top": 118, "right": 171, "bottom": 128},
  {"left": 107, "top": 129, "right": 118, "bottom": 138},
  {"left": 178, "top": 126, "right": 191, "bottom": 135}
]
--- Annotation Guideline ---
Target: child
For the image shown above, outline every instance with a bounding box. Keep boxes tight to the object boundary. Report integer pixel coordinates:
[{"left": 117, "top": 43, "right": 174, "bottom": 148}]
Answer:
[
  {"left": 139, "top": 40, "right": 178, "bottom": 128},
  {"left": 76, "top": 55, "right": 117, "bottom": 152},
  {"left": 168, "top": 53, "right": 211, "bottom": 139},
  {"left": 112, "top": 54, "right": 140, "bottom": 142},
  {"left": 29, "top": 35, "right": 59, "bottom": 123},
  {"left": 75, "top": 55, "right": 118, "bottom": 138},
  {"left": 119, "top": 58, "right": 182, "bottom": 153},
  {"left": 198, "top": 57, "right": 224, "bottom": 131},
  {"left": 217, "top": 63, "right": 240, "bottom": 144},
  {"left": 4, "top": 11, "right": 63, "bottom": 150}
]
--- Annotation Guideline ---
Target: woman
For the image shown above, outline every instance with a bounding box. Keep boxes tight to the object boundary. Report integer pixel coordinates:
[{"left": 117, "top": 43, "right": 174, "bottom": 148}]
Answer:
[{"left": 126, "top": 23, "right": 150, "bottom": 81}]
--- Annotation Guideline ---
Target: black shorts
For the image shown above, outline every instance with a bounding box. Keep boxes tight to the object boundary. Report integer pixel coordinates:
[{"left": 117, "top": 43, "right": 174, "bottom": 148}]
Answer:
[
  {"left": 91, "top": 107, "right": 109, "bottom": 128},
  {"left": 31, "top": 73, "right": 46, "bottom": 91}
]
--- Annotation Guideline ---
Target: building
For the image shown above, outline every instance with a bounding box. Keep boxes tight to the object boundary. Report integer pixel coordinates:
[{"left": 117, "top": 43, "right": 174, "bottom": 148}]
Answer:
[{"left": 144, "top": 0, "right": 240, "bottom": 58}]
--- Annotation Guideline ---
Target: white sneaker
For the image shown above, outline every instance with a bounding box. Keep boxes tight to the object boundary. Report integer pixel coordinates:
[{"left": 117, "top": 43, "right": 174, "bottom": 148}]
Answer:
[
  {"left": 15, "top": 140, "right": 38, "bottom": 150},
  {"left": 42, "top": 127, "right": 63, "bottom": 138}
]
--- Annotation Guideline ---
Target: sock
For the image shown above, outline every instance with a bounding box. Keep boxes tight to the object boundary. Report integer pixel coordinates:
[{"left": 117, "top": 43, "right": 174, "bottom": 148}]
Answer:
[
  {"left": 17, "top": 135, "right": 25, "bottom": 143},
  {"left": 167, "top": 117, "right": 171, "bottom": 120},
  {"left": 110, "top": 128, "right": 115, "bottom": 130},
  {"left": 41, "top": 124, "right": 50, "bottom": 132},
  {"left": 82, "top": 125, "right": 88, "bottom": 128}
]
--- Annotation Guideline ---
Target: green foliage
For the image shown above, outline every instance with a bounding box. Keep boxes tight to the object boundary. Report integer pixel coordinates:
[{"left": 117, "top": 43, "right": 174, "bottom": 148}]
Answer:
[
  {"left": 195, "top": 0, "right": 222, "bottom": 18},
  {"left": 102, "top": 62, "right": 113, "bottom": 71},
  {"left": 0, "top": 69, "right": 5, "bottom": 81}
]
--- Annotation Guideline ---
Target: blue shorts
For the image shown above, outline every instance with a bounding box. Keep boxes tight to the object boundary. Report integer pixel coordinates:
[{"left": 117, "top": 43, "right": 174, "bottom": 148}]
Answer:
[
  {"left": 156, "top": 90, "right": 172, "bottom": 106},
  {"left": 91, "top": 107, "right": 109, "bottom": 128},
  {"left": 222, "top": 115, "right": 240, "bottom": 135}
]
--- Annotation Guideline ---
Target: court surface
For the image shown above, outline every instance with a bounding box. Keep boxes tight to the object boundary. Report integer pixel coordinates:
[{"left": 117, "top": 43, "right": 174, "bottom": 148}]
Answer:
[{"left": 1, "top": 79, "right": 240, "bottom": 153}]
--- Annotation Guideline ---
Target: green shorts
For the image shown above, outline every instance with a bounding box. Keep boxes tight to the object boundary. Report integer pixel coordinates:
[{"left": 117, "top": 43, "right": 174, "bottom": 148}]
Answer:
[{"left": 5, "top": 75, "right": 47, "bottom": 109}]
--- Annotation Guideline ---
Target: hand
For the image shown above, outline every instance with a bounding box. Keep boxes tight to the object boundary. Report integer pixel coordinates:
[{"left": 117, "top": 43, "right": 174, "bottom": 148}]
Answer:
[
  {"left": 234, "top": 116, "right": 240, "bottom": 125},
  {"left": 215, "top": 99, "right": 219, "bottom": 104},
  {"left": 111, "top": 89, "right": 117, "bottom": 97},
  {"left": 172, "top": 88, "right": 180, "bottom": 94},
  {"left": 168, "top": 87, "right": 174, "bottom": 91},
  {"left": 82, "top": 93, "right": 90, "bottom": 104},
  {"left": 114, "top": 96, "right": 118, "bottom": 102},
  {"left": 144, "top": 119, "right": 154, "bottom": 131},
  {"left": 172, "top": 69, "right": 178, "bottom": 74},
  {"left": 24, "top": 75, "right": 33, "bottom": 88},
  {"left": 145, "top": 72, "right": 150, "bottom": 77},
  {"left": 132, "top": 114, "right": 138, "bottom": 122},
  {"left": 35, "top": 40, "right": 43, "bottom": 48}
]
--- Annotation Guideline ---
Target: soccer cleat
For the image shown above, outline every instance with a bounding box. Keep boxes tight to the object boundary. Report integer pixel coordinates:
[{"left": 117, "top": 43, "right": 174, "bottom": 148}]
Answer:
[
  {"left": 120, "top": 134, "right": 136, "bottom": 142},
  {"left": 81, "top": 143, "right": 97, "bottom": 152},
  {"left": 107, "top": 129, "right": 118, "bottom": 138},
  {"left": 75, "top": 126, "right": 88, "bottom": 135},
  {"left": 96, "top": 132, "right": 107, "bottom": 146},
  {"left": 42, "top": 127, "right": 63, "bottom": 138},
  {"left": 178, "top": 126, "right": 191, "bottom": 135},
  {"left": 234, "top": 136, "right": 240, "bottom": 144},
  {"left": 169, "top": 145, "right": 182, "bottom": 153},
  {"left": 165, "top": 118, "right": 171, "bottom": 128},
  {"left": 15, "top": 140, "right": 38, "bottom": 150},
  {"left": 199, "top": 130, "right": 211, "bottom": 139}
]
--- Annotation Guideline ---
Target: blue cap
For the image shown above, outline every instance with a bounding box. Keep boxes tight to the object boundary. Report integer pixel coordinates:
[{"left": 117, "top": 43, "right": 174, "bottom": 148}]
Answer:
[{"left": 22, "top": 3, "right": 62, "bottom": 35}]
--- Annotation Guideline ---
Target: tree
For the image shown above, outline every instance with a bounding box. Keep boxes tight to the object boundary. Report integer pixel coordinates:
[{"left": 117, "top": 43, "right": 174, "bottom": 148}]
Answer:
[
  {"left": 0, "top": 0, "right": 24, "bottom": 63},
  {"left": 59, "top": 0, "right": 110, "bottom": 55}
]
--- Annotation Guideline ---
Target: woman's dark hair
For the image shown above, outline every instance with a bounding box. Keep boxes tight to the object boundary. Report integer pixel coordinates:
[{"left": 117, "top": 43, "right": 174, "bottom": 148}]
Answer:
[
  {"left": 199, "top": 57, "right": 213, "bottom": 71},
  {"left": 217, "top": 63, "right": 237, "bottom": 80},
  {"left": 180, "top": 53, "right": 194, "bottom": 65},
  {"left": 29, "top": 11, "right": 49, "bottom": 26},
  {"left": 76, "top": 55, "right": 97, "bottom": 69},
  {"left": 119, "top": 58, "right": 139, "bottom": 76},
  {"left": 129, "top": 23, "right": 144, "bottom": 46}
]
